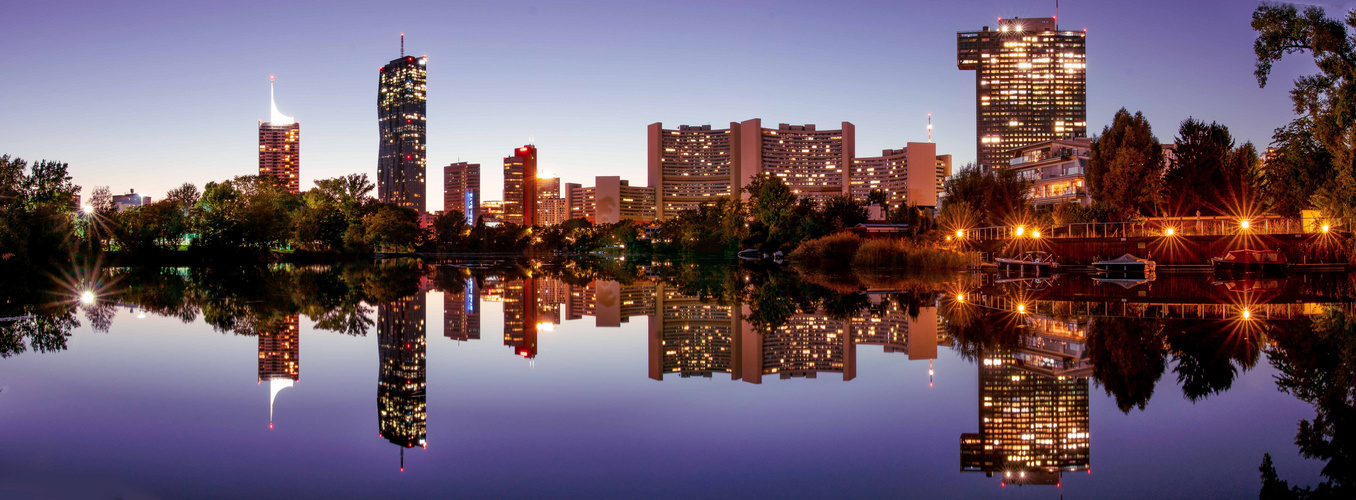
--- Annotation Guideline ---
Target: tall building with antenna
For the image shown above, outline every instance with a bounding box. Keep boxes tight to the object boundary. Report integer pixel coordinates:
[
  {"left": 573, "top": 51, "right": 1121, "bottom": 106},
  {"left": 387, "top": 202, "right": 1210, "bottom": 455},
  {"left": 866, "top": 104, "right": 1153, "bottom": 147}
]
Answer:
[
  {"left": 259, "top": 76, "right": 300, "bottom": 193},
  {"left": 958, "top": 16, "right": 1086, "bottom": 170},
  {"left": 378, "top": 34, "right": 428, "bottom": 212}
]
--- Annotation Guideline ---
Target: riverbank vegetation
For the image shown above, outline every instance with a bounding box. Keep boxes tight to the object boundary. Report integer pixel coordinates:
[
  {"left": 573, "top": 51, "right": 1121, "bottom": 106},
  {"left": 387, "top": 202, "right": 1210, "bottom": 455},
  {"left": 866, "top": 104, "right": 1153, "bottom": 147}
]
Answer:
[{"left": 789, "top": 232, "right": 975, "bottom": 271}]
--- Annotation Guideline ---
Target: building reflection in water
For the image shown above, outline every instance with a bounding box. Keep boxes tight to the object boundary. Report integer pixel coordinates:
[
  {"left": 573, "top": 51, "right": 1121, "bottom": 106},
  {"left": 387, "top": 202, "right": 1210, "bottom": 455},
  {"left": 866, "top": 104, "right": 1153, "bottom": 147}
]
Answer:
[
  {"left": 444, "top": 276, "right": 480, "bottom": 341},
  {"left": 960, "top": 310, "right": 1092, "bottom": 487},
  {"left": 258, "top": 314, "right": 300, "bottom": 429},
  {"left": 377, "top": 292, "right": 427, "bottom": 470},
  {"left": 646, "top": 286, "right": 945, "bottom": 384},
  {"left": 502, "top": 278, "right": 538, "bottom": 359}
]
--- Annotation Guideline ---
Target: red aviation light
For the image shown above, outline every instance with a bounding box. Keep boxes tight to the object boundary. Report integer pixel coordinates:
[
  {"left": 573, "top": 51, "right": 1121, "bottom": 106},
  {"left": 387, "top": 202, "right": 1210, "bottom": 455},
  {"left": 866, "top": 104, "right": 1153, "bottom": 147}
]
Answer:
[
  {"left": 407, "top": 56, "right": 413, "bottom": 62},
  {"left": 406, "top": 154, "right": 412, "bottom": 160}
]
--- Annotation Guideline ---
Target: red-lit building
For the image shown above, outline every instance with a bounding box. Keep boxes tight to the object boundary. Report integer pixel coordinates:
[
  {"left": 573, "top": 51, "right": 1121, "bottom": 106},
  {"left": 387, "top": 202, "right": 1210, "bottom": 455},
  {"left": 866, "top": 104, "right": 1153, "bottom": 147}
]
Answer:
[{"left": 503, "top": 145, "right": 538, "bottom": 226}]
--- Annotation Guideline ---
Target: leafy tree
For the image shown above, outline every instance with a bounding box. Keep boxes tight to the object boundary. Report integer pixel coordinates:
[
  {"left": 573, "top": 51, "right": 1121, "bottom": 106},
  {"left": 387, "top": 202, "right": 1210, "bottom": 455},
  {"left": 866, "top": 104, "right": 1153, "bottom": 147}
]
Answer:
[
  {"left": 744, "top": 174, "right": 799, "bottom": 252},
  {"left": 165, "top": 183, "right": 200, "bottom": 207},
  {"left": 1087, "top": 316, "right": 1168, "bottom": 413},
  {"left": 431, "top": 210, "right": 469, "bottom": 248},
  {"left": 1252, "top": 4, "right": 1356, "bottom": 217},
  {"left": 362, "top": 205, "right": 420, "bottom": 252},
  {"left": 1164, "top": 118, "right": 1264, "bottom": 216},
  {"left": 941, "top": 163, "right": 1031, "bottom": 226},
  {"left": 1267, "top": 118, "right": 1334, "bottom": 216},
  {"left": 1087, "top": 108, "right": 1165, "bottom": 218},
  {"left": 0, "top": 155, "right": 80, "bottom": 267}
]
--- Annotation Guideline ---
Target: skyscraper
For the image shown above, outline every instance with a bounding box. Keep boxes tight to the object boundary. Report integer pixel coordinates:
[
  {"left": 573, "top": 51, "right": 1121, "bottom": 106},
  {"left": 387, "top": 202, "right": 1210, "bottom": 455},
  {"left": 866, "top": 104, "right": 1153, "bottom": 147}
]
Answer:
[
  {"left": 503, "top": 145, "right": 537, "bottom": 226},
  {"left": 259, "top": 76, "right": 300, "bottom": 194},
  {"left": 958, "top": 16, "right": 1086, "bottom": 170},
  {"left": 378, "top": 42, "right": 428, "bottom": 213},
  {"left": 443, "top": 162, "right": 480, "bottom": 224}
]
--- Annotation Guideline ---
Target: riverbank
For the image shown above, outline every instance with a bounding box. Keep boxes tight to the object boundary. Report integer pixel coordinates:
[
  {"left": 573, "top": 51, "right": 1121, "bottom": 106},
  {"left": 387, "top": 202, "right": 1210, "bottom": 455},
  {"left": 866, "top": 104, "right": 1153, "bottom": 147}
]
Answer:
[{"left": 790, "top": 233, "right": 976, "bottom": 271}]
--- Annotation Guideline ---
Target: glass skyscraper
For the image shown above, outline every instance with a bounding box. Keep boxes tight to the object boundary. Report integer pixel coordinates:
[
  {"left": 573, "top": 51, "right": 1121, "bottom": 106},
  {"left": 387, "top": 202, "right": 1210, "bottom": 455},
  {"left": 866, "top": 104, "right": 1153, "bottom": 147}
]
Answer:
[{"left": 378, "top": 53, "right": 428, "bottom": 212}]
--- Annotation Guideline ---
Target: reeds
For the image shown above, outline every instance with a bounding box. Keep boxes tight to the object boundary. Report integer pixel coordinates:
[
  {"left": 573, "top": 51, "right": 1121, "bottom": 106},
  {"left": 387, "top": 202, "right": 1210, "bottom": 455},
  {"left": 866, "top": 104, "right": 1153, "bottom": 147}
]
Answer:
[
  {"left": 788, "top": 232, "right": 862, "bottom": 268},
  {"left": 850, "top": 239, "right": 974, "bottom": 269}
]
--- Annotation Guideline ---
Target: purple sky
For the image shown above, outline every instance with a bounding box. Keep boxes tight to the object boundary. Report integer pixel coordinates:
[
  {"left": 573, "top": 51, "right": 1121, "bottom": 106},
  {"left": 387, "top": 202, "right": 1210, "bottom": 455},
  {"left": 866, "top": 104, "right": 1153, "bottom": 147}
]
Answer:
[{"left": 0, "top": 0, "right": 1333, "bottom": 212}]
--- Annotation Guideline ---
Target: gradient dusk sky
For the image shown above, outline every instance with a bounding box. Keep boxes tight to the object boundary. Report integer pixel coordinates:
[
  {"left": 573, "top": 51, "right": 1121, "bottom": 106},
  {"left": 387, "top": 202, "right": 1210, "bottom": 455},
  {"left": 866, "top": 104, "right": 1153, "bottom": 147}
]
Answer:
[{"left": 0, "top": 0, "right": 1334, "bottom": 212}]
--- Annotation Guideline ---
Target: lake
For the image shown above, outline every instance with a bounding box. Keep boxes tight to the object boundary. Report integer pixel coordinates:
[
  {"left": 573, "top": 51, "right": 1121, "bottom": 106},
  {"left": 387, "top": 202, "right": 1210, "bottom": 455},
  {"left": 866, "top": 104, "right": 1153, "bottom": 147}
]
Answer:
[{"left": 0, "top": 260, "right": 1348, "bottom": 499}]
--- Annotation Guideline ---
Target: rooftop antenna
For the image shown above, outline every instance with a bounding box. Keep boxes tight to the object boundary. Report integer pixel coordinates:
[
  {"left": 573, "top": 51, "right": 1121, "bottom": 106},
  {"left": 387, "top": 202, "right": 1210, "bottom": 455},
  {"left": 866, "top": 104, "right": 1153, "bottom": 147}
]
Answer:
[
  {"left": 1055, "top": 0, "right": 1059, "bottom": 29},
  {"left": 401, "top": 33, "right": 405, "bottom": 57},
  {"left": 927, "top": 113, "right": 933, "bottom": 143}
]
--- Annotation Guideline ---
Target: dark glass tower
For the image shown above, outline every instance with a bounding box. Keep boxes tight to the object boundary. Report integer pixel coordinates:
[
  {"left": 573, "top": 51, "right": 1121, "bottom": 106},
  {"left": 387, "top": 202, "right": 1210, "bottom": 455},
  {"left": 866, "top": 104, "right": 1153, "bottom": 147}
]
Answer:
[
  {"left": 958, "top": 17, "right": 1086, "bottom": 170},
  {"left": 378, "top": 49, "right": 428, "bottom": 213}
]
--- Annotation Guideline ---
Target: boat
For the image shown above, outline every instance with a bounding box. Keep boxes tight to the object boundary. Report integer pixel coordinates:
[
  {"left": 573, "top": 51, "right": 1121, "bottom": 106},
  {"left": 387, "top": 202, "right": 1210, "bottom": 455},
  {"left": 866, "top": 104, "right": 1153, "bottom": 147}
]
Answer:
[
  {"left": 737, "top": 249, "right": 764, "bottom": 261},
  {"left": 1093, "top": 271, "right": 1156, "bottom": 289},
  {"left": 1209, "top": 249, "right": 1289, "bottom": 272},
  {"left": 996, "top": 251, "right": 1060, "bottom": 271},
  {"left": 1210, "top": 276, "right": 1287, "bottom": 293},
  {"left": 1093, "top": 253, "right": 1157, "bottom": 273}
]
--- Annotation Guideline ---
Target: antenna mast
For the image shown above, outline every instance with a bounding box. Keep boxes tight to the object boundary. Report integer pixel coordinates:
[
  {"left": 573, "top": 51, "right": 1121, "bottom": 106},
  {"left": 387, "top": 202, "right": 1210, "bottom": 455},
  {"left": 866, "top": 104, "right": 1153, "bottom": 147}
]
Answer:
[
  {"left": 1056, "top": 0, "right": 1059, "bottom": 29},
  {"left": 401, "top": 33, "right": 405, "bottom": 57},
  {"left": 927, "top": 113, "right": 933, "bottom": 143}
]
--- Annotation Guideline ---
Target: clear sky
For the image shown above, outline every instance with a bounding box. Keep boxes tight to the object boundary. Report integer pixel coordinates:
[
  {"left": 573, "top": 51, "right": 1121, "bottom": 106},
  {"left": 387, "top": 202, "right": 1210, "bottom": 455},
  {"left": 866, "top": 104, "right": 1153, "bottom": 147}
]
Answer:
[{"left": 0, "top": 0, "right": 1335, "bottom": 212}]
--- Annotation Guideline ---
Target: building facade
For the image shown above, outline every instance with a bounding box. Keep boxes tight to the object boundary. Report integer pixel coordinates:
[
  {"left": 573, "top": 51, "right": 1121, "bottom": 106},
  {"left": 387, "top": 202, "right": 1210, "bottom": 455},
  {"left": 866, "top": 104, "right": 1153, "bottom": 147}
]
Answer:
[
  {"left": 259, "top": 77, "right": 300, "bottom": 193},
  {"left": 377, "top": 293, "right": 427, "bottom": 450},
  {"left": 647, "top": 123, "right": 737, "bottom": 220},
  {"left": 1008, "top": 138, "right": 1092, "bottom": 207},
  {"left": 378, "top": 54, "right": 428, "bottom": 212},
  {"left": 536, "top": 176, "right": 567, "bottom": 226},
  {"left": 958, "top": 17, "right": 1087, "bottom": 170},
  {"left": 741, "top": 119, "right": 855, "bottom": 205},
  {"left": 443, "top": 162, "right": 480, "bottom": 224},
  {"left": 566, "top": 176, "right": 657, "bottom": 224},
  {"left": 503, "top": 145, "right": 537, "bottom": 226},
  {"left": 850, "top": 142, "right": 953, "bottom": 208}
]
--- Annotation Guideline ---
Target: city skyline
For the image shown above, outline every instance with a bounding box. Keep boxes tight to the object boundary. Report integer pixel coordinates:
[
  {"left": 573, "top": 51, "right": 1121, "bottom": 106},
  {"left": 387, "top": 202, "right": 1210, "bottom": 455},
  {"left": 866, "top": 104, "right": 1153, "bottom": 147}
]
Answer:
[{"left": 0, "top": 1, "right": 1306, "bottom": 212}]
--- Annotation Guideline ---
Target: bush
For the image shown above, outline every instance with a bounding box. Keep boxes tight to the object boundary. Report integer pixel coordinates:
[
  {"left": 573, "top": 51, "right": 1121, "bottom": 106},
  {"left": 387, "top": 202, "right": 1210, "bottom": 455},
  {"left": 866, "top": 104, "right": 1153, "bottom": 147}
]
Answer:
[
  {"left": 789, "top": 232, "right": 862, "bottom": 267},
  {"left": 850, "top": 239, "right": 975, "bottom": 269}
]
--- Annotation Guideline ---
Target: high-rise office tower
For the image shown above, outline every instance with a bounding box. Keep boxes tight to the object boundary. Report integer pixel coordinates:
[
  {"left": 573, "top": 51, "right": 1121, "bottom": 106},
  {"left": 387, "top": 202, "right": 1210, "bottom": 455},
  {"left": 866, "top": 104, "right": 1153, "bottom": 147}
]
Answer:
[
  {"left": 259, "top": 76, "right": 300, "bottom": 194},
  {"left": 444, "top": 277, "right": 481, "bottom": 341},
  {"left": 443, "top": 162, "right": 480, "bottom": 224},
  {"left": 503, "top": 145, "right": 537, "bottom": 226},
  {"left": 958, "top": 16, "right": 1086, "bottom": 170},
  {"left": 378, "top": 41, "right": 428, "bottom": 212}
]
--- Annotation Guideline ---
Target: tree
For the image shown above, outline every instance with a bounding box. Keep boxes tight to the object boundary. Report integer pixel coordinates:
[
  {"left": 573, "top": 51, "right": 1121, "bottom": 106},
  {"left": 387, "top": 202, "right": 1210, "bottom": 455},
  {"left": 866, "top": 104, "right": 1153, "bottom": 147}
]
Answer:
[
  {"left": 1253, "top": 4, "right": 1356, "bottom": 217},
  {"left": 165, "top": 183, "right": 200, "bottom": 207},
  {"left": 432, "top": 210, "right": 469, "bottom": 248},
  {"left": 362, "top": 205, "right": 420, "bottom": 252},
  {"left": 1164, "top": 118, "right": 1264, "bottom": 216},
  {"left": 744, "top": 174, "right": 799, "bottom": 252},
  {"left": 1088, "top": 108, "right": 1165, "bottom": 218},
  {"left": 1267, "top": 118, "right": 1334, "bottom": 216},
  {"left": 0, "top": 155, "right": 80, "bottom": 267},
  {"left": 941, "top": 163, "right": 1031, "bottom": 226}
]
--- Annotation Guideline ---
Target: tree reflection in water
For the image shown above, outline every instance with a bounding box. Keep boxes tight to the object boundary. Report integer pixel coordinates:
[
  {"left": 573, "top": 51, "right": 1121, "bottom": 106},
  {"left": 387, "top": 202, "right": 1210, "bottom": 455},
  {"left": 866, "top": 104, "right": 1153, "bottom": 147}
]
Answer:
[{"left": 1, "top": 260, "right": 1353, "bottom": 495}]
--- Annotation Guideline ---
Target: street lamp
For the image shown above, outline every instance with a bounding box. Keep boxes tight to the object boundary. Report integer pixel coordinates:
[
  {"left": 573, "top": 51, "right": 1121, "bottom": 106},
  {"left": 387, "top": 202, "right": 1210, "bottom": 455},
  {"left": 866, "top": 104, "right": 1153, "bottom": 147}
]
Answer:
[
  {"left": 1032, "top": 230, "right": 1041, "bottom": 239},
  {"left": 1240, "top": 219, "right": 1250, "bottom": 230},
  {"left": 1015, "top": 225, "right": 1026, "bottom": 237},
  {"left": 1164, "top": 227, "right": 1175, "bottom": 236}
]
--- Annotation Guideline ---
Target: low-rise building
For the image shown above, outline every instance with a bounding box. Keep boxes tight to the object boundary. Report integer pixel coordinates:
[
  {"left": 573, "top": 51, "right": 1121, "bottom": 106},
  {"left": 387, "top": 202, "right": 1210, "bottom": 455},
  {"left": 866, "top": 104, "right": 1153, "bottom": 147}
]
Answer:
[
  {"left": 566, "top": 176, "right": 657, "bottom": 224},
  {"left": 1007, "top": 138, "right": 1092, "bottom": 207}
]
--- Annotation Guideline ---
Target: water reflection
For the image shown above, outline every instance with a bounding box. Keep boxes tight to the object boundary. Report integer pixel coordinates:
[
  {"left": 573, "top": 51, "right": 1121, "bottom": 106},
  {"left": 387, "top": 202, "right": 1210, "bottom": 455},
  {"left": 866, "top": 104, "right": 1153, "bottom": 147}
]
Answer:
[{"left": 2, "top": 261, "right": 1354, "bottom": 495}]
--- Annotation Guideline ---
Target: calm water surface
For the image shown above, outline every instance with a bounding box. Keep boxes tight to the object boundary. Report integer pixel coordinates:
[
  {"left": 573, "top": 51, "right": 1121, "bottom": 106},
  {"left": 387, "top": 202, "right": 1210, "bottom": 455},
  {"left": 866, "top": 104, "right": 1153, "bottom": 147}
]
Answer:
[{"left": 0, "top": 261, "right": 1348, "bottom": 499}]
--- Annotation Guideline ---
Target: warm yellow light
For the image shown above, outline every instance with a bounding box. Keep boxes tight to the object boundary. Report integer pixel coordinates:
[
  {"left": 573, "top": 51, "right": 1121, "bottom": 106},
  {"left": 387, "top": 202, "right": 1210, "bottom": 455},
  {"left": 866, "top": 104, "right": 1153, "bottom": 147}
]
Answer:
[
  {"left": 957, "top": 229, "right": 965, "bottom": 238},
  {"left": 1165, "top": 227, "right": 1175, "bottom": 236},
  {"left": 946, "top": 236, "right": 952, "bottom": 241},
  {"left": 1015, "top": 226, "right": 1026, "bottom": 237},
  {"left": 1017, "top": 304, "right": 1026, "bottom": 313},
  {"left": 1240, "top": 219, "right": 1250, "bottom": 230},
  {"left": 1322, "top": 223, "right": 1330, "bottom": 233},
  {"left": 79, "top": 290, "right": 95, "bottom": 305},
  {"left": 1242, "top": 308, "right": 1251, "bottom": 320},
  {"left": 1032, "top": 230, "right": 1041, "bottom": 239},
  {"left": 81, "top": 203, "right": 93, "bottom": 214},
  {"left": 956, "top": 294, "right": 965, "bottom": 303}
]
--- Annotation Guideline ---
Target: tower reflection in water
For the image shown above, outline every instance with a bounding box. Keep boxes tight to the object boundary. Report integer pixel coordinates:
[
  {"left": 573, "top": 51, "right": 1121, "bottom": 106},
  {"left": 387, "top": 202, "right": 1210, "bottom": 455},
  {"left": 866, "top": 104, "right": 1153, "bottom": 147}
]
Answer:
[
  {"left": 259, "top": 314, "right": 300, "bottom": 429},
  {"left": 377, "top": 292, "right": 427, "bottom": 470}
]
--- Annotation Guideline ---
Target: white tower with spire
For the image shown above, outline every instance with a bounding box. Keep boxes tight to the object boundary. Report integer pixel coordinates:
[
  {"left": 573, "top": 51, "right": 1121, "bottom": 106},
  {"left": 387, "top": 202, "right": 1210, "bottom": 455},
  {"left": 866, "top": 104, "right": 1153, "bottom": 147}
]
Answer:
[{"left": 259, "top": 75, "right": 301, "bottom": 193}]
